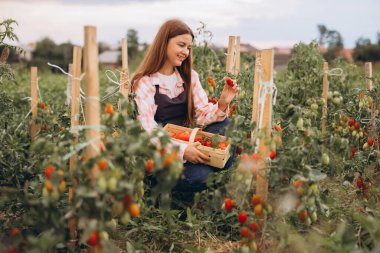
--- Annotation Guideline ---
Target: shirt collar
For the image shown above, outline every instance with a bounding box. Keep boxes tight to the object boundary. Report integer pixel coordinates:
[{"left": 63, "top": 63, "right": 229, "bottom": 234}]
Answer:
[{"left": 150, "top": 68, "right": 184, "bottom": 89}]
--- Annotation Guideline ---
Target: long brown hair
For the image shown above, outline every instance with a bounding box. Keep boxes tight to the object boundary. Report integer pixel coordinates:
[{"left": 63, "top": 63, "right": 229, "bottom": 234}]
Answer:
[{"left": 131, "top": 19, "right": 195, "bottom": 126}]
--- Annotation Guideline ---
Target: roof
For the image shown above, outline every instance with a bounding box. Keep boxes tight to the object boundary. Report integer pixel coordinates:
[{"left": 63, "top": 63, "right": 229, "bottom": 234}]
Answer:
[
  {"left": 240, "top": 43, "right": 259, "bottom": 53},
  {"left": 99, "top": 50, "right": 120, "bottom": 64}
]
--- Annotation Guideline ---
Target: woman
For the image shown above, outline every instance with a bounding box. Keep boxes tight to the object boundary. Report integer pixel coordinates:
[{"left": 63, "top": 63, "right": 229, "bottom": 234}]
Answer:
[{"left": 132, "top": 19, "right": 238, "bottom": 192}]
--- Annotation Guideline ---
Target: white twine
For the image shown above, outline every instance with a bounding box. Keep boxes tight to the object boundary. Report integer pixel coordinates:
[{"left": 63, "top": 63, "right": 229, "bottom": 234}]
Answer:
[
  {"left": 15, "top": 110, "right": 32, "bottom": 132},
  {"left": 86, "top": 96, "right": 100, "bottom": 101},
  {"left": 47, "top": 62, "right": 85, "bottom": 81},
  {"left": 66, "top": 73, "right": 72, "bottom": 106},
  {"left": 47, "top": 62, "right": 86, "bottom": 122},
  {"left": 224, "top": 40, "right": 238, "bottom": 75},
  {"left": 15, "top": 102, "right": 32, "bottom": 132},
  {"left": 360, "top": 118, "right": 371, "bottom": 124},
  {"left": 62, "top": 136, "right": 102, "bottom": 161},
  {"left": 36, "top": 80, "right": 43, "bottom": 102},
  {"left": 102, "top": 69, "right": 124, "bottom": 101},
  {"left": 253, "top": 57, "right": 277, "bottom": 157},
  {"left": 31, "top": 78, "right": 42, "bottom": 102},
  {"left": 325, "top": 68, "right": 344, "bottom": 76},
  {"left": 69, "top": 124, "right": 106, "bottom": 133}
]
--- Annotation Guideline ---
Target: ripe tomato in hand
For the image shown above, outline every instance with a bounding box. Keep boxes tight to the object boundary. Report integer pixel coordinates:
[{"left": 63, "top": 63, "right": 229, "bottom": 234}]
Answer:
[{"left": 225, "top": 76, "right": 234, "bottom": 87}]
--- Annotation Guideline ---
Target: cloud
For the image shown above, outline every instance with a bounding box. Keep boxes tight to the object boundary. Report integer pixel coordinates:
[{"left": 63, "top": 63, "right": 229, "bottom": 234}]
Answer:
[
  {"left": 1, "top": 0, "right": 303, "bottom": 45},
  {"left": 1, "top": 0, "right": 378, "bottom": 48},
  {"left": 61, "top": 0, "right": 169, "bottom": 5}
]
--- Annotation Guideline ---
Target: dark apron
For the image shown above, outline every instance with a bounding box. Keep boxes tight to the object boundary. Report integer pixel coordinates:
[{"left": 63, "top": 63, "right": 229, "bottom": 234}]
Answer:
[{"left": 153, "top": 84, "right": 188, "bottom": 127}]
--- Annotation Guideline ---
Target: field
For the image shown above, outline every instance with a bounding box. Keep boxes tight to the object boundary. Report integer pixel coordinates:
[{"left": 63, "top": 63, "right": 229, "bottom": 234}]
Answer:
[{"left": 1, "top": 40, "right": 380, "bottom": 253}]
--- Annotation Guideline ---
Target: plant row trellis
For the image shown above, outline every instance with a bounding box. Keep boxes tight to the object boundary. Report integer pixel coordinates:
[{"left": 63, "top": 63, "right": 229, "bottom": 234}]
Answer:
[{"left": 26, "top": 25, "right": 376, "bottom": 252}]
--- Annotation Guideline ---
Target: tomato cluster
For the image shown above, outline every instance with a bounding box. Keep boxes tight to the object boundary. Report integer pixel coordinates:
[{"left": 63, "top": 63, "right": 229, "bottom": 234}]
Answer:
[
  {"left": 208, "top": 97, "right": 218, "bottom": 104},
  {"left": 225, "top": 194, "right": 273, "bottom": 251},
  {"left": 355, "top": 177, "right": 371, "bottom": 200},
  {"left": 292, "top": 178, "right": 320, "bottom": 226},
  {"left": 42, "top": 165, "right": 66, "bottom": 200},
  {"left": 171, "top": 131, "right": 228, "bottom": 150}
]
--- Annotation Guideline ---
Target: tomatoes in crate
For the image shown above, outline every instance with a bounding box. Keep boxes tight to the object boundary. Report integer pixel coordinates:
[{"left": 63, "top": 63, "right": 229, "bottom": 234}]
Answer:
[{"left": 175, "top": 131, "right": 190, "bottom": 141}]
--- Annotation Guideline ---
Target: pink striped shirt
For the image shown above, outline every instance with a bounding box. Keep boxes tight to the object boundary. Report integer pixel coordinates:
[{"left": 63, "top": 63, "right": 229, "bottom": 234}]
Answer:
[{"left": 135, "top": 69, "right": 227, "bottom": 161}]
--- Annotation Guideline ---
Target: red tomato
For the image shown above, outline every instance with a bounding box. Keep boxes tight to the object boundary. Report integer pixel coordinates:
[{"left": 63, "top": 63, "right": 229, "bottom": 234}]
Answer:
[
  {"left": 176, "top": 131, "right": 190, "bottom": 141},
  {"left": 205, "top": 140, "right": 213, "bottom": 147},
  {"left": 269, "top": 151, "right": 276, "bottom": 160},
  {"left": 217, "top": 142, "right": 228, "bottom": 150},
  {"left": 123, "top": 194, "right": 133, "bottom": 207},
  {"left": 225, "top": 76, "right": 234, "bottom": 87},
  {"left": 251, "top": 195, "right": 261, "bottom": 206},
  {"left": 240, "top": 227, "right": 249, "bottom": 237},
  {"left": 356, "top": 179, "right": 362, "bottom": 189},
  {"left": 9, "top": 227, "right": 21, "bottom": 237},
  {"left": 87, "top": 231, "right": 100, "bottom": 246},
  {"left": 249, "top": 222, "right": 260, "bottom": 232},
  {"left": 45, "top": 165, "right": 55, "bottom": 179},
  {"left": 238, "top": 212, "right": 247, "bottom": 224},
  {"left": 293, "top": 179, "right": 302, "bottom": 188},
  {"left": 224, "top": 198, "right": 234, "bottom": 212}
]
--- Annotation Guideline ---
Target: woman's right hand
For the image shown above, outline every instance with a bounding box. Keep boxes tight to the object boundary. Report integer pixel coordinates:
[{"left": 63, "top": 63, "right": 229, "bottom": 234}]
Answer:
[{"left": 183, "top": 142, "right": 211, "bottom": 164}]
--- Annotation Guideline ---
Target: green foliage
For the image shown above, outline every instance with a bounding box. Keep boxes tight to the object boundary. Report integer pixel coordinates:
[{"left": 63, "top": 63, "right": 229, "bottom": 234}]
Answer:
[
  {"left": 1, "top": 21, "right": 380, "bottom": 253},
  {"left": 354, "top": 44, "right": 380, "bottom": 62},
  {"left": 0, "top": 18, "right": 23, "bottom": 83}
]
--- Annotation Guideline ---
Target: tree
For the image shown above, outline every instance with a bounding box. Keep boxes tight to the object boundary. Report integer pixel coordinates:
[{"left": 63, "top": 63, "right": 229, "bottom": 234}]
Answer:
[
  {"left": 126, "top": 29, "right": 139, "bottom": 60},
  {"left": 318, "top": 24, "right": 344, "bottom": 49},
  {"left": 98, "top": 42, "right": 111, "bottom": 54},
  {"left": 356, "top": 37, "right": 371, "bottom": 47},
  {"left": 317, "top": 24, "right": 344, "bottom": 62},
  {"left": 32, "top": 37, "right": 73, "bottom": 72}
]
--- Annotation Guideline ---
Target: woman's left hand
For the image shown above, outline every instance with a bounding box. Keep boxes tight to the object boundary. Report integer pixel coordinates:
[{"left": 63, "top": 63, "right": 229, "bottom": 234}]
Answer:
[{"left": 218, "top": 78, "right": 239, "bottom": 111}]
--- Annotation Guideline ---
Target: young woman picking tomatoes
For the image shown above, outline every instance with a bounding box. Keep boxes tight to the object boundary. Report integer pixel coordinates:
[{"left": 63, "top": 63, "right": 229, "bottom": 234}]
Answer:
[{"left": 132, "top": 19, "right": 238, "bottom": 192}]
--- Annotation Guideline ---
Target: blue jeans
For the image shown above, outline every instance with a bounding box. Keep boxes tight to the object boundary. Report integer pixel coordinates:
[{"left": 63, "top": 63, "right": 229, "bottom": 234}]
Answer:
[{"left": 173, "top": 118, "right": 236, "bottom": 193}]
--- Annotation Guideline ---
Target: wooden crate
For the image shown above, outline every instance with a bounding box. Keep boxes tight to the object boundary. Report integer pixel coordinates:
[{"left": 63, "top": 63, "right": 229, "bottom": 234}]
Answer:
[{"left": 163, "top": 123, "right": 231, "bottom": 169}]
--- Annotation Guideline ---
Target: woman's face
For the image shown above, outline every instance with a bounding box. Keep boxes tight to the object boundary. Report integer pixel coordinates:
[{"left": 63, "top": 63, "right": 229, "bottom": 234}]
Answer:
[{"left": 166, "top": 34, "right": 192, "bottom": 67}]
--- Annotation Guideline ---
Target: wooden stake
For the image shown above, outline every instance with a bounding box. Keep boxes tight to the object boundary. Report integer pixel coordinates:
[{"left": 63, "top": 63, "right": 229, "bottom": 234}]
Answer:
[
  {"left": 251, "top": 51, "right": 261, "bottom": 129},
  {"left": 66, "top": 64, "right": 73, "bottom": 106},
  {"left": 364, "top": 62, "right": 377, "bottom": 150},
  {"left": 68, "top": 46, "right": 82, "bottom": 247},
  {"left": 321, "top": 62, "right": 329, "bottom": 134},
  {"left": 226, "top": 36, "right": 235, "bottom": 73},
  {"left": 69, "top": 46, "right": 82, "bottom": 179},
  {"left": 119, "top": 38, "right": 129, "bottom": 110},
  {"left": 365, "top": 62, "right": 373, "bottom": 91},
  {"left": 252, "top": 49, "right": 274, "bottom": 201},
  {"left": 31, "top": 67, "right": 38, "bottom": 140},
  {"left": 84, "top": 26, "right": 101, "bottom": 179},
  {"left": 235, "top": 36, "right": 241, "bottom": 75}
]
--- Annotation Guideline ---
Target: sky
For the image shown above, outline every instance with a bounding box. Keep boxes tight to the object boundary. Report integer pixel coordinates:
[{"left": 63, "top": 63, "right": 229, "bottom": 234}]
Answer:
[{"left": 1, "top": 0, "right": 379, "bottom": 49}]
